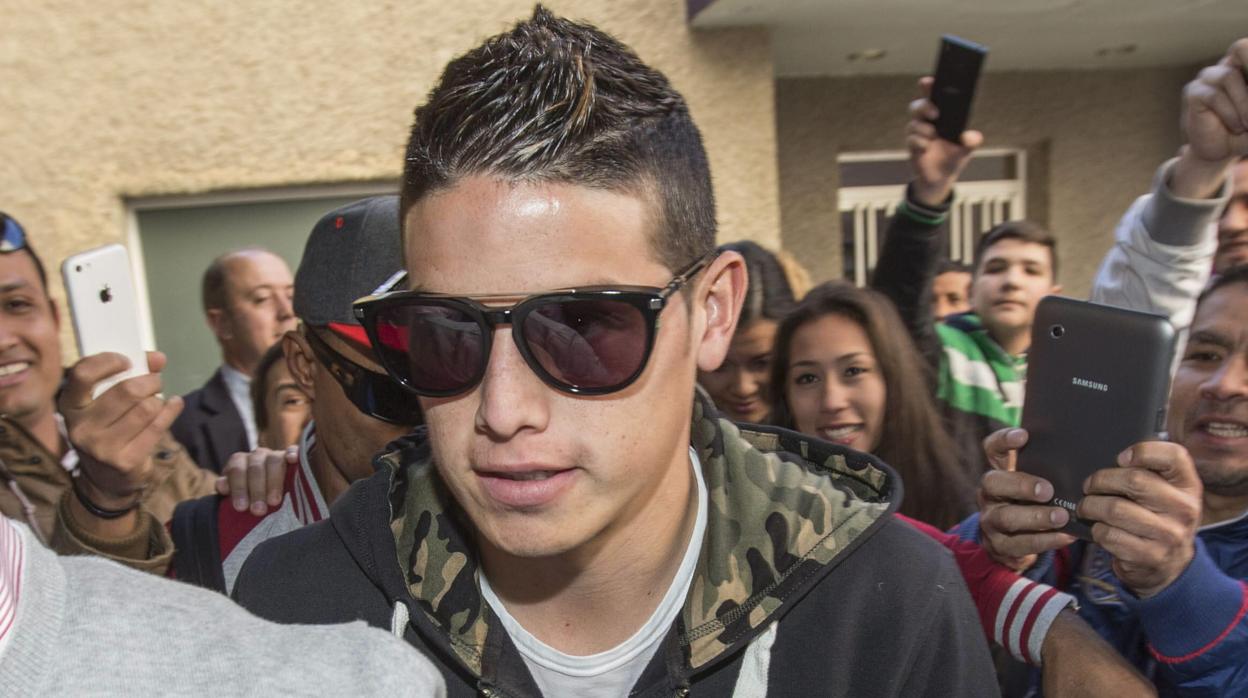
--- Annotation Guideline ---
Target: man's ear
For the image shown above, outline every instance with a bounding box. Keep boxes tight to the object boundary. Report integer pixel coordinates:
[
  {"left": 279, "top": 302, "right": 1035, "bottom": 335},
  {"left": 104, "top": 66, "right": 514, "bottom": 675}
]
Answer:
[
  {"left": 206, "top": 308, "right": 232, "bottom": 342},
  {"left": 282, "top": 331, "right": 317, "bottom": 400},
  {"left": 1049, "top": 283, "right": 1063, "bottom": 296},
  {"left": 695, "top": 251, "right": 747, "bottom": 373},
  {"left": 49, "top": 298, "right": 60, "bottom": 329}
]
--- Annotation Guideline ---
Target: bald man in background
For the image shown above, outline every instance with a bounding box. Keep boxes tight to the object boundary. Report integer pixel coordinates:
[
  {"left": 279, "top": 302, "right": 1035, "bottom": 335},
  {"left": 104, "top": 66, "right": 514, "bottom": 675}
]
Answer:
[{"left": 171, "top": 249, "right": 295, "bottom": 473}]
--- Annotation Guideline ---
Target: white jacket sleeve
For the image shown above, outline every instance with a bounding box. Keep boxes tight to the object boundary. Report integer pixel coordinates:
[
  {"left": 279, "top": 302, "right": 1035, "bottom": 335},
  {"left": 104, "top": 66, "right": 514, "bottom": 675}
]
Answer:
[{"left": 1090, "top": 158, "right": 1225, "bottom": 335}]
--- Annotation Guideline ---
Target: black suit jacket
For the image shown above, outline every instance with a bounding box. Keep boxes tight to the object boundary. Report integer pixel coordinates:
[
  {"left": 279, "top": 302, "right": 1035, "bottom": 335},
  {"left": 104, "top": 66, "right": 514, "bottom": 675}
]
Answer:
[{"left": 170, "top": 368, "right": 249, "bottom": 474}]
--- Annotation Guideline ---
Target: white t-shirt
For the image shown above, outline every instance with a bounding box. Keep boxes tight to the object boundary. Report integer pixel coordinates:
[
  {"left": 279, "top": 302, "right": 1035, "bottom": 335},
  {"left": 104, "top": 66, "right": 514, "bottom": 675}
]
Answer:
[
  {"left": 480, "top": 447, "right": 708, "bottom": 697},
  {"left": 220, "top": 364, "right": 257, "bottom": 450}
]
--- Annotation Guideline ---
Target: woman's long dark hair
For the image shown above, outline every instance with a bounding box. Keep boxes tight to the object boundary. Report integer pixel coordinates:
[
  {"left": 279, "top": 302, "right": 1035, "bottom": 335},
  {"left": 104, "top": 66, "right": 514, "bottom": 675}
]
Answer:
[{"left": 770, "top": 281, "right": 975, "bottom": 528}]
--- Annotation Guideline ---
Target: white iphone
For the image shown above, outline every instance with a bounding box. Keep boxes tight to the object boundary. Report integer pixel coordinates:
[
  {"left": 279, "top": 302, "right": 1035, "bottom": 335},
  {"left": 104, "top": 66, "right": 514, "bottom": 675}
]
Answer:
[{"left": 61, "top": 244, "right": 149, "bottom": 398}]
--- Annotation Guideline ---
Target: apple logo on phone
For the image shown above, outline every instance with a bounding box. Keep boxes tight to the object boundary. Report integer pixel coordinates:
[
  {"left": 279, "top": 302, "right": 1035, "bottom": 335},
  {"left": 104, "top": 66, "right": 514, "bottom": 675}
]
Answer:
[{"left": 99, "top": 284, "right": 113, "bottom": 304}]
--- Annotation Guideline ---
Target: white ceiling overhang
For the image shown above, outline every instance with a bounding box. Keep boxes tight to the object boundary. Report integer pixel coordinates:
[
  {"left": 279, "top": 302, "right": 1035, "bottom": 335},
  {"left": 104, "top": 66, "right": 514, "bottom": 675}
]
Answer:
[{"left": 689, "top": 0, "right": 1248, "bottom": 76}]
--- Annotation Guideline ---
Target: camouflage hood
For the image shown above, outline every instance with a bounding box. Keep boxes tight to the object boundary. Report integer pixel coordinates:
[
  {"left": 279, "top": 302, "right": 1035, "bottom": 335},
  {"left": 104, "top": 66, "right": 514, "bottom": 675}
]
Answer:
[{"left": 373, "top": 391, "right": 899, "bottom": 679}]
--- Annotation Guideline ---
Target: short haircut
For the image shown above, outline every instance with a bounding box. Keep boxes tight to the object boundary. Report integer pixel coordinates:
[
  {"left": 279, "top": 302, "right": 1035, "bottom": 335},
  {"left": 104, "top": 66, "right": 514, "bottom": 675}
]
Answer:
[
  {"left": 201, "top": 247, "right": 272, "bottom": 313},
  {"left": 972, "top": 220, "right": 1058, "bottom": 280},
  {"left": 1199, "top": 263, "right": 1248, "bottom": 306},
  {"left": 400, "top": 6, "right": 715, "bottom": 272},
  {"left": 720, "top": 240, "right": 798, "bottom": 327},
  {"left": 936, "top": 259, "right": 972, "bottom": 276},
  {"left": 250, "top": 342, "right": 288, "bottom": 434}
]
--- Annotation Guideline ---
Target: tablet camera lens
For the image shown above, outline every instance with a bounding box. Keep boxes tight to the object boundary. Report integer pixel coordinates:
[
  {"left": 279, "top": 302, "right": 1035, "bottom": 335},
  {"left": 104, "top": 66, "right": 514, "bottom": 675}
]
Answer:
[{"left": 1050, "top": 325, "right": 1065, "bottom": 339}]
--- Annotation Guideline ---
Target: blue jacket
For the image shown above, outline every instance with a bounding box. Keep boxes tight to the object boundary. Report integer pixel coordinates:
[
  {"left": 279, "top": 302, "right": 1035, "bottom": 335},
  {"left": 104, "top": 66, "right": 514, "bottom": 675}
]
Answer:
[{"left": 956, "top": 512, "right": 1248, "bottom": 697}]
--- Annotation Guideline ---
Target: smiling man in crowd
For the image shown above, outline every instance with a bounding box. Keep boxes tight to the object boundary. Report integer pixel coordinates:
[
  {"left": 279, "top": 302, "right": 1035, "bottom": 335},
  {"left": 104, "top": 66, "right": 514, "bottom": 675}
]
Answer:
[
  {"left": 971, "top": 263, "right": 1248, "bottom": 694},
  {"left": 0, "top": 212, "right": 215, "bottom": 563}
]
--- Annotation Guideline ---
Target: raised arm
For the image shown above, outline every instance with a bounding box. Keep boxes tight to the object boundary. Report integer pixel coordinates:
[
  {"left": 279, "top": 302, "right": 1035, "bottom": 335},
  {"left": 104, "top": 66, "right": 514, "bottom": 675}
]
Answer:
[
  {"left": 1091, "top": 39, "right": 1248, "bottom": 332},
  {"left": 871, "top": 77, "right": 982, "bottom": 373}
]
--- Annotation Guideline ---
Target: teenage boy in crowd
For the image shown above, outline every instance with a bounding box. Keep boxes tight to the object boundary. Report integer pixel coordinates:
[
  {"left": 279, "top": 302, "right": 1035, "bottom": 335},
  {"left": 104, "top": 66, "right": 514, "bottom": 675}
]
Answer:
[
  {"left": 234, "top": 9, "right": 1002, "bottom": 696},
  {"left": 65, "top": 197, "right": 423, "bottom": 592},
  {"left": 971, "top": 264, "right": 1248, "bottom": 694},
  {"left": 872, "top": 40, "right": 1247, "bottom": 474},
  {"left": 172, "top": 247, "right": 296, "bottom": 472},
  {"left": 0, "top": 212, "right": 215, "bottom": 563}
]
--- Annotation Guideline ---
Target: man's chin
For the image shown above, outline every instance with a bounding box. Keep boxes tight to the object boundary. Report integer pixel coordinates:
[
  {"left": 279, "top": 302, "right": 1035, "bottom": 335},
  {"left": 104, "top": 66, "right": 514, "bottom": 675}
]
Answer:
[
  {"left": 981, "top": 311, "right": 1028, "bottom": 334},
  {"left": 1192, "top": 457, "right": 1248, "bottom": 497},
  {"left": 478, "top": 522, "right": 583, "bottom": 560},
  {"left": 0, "top": 396, "right": 44, "bottom": 422}
]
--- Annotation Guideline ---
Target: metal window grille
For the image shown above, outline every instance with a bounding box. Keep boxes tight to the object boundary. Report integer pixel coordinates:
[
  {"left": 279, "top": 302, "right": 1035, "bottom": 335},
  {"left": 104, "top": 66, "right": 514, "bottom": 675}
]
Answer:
[{"left": 838, "top": 149, "right": 1026, "bottom": 285}]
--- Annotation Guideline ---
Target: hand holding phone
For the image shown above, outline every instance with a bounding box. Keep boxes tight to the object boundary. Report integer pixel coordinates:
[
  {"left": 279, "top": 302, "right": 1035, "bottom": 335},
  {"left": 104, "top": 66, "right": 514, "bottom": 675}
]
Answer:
[
  {"left": 1015, "top": 296, "right": 1176, "bottom": 539},
  {"left": 929, "top": 35, "right": 987, "bottom": 143},
  {"left": 61, "top": 244, "right": 149, "bottom": 398}
]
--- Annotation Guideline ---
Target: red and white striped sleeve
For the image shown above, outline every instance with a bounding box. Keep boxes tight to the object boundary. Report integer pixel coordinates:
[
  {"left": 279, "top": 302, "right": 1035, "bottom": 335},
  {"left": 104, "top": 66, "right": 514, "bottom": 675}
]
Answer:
[
  {"left": 898, "top": 514, "right": 1075, "bottom": 666},
  {"left": 0, "top": 516, "right": 27, "bottom": 660}
]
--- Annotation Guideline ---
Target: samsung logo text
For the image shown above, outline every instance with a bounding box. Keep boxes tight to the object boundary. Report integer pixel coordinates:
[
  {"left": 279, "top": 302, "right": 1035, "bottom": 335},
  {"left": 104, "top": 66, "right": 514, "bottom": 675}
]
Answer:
[{"left": 1072, "top": 377, "right": 1109, "bottom": 392}]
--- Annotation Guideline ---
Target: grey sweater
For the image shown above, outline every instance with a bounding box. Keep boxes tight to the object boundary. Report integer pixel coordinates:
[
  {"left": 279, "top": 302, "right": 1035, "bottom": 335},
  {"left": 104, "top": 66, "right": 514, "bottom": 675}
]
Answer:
[{"left": 0, "top": 521, "right": 445, "bottom": 696}]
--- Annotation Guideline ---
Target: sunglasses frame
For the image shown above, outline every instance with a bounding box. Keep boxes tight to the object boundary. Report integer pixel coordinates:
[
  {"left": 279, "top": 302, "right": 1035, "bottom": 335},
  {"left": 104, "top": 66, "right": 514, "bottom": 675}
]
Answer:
[
  {"left": 303, "top": 326, "right": 424, "bottom": 425},
  {"left": 353, "top": 253, "right": 715, "bottom": 398}
]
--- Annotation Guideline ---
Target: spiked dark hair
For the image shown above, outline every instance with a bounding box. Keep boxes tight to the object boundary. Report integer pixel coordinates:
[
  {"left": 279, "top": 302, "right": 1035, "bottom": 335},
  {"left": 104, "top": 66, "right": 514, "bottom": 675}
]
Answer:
[{"left": 400, "top": 6, "right": 716, "bottom": 271}]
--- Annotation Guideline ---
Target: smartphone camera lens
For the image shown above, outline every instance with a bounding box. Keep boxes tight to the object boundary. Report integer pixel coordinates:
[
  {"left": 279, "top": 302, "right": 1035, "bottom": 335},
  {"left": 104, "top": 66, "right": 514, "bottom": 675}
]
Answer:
[
  {"left": 75, "top": 265, "right": 82, "bottom": 273},
  {"left": 1050, "top": 324, "right": 1065, "bottom": 339}
]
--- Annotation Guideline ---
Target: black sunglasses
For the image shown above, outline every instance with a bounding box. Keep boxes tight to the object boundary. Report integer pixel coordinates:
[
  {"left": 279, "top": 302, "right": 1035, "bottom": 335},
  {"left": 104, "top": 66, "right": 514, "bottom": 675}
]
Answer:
[
  {"left": 352, "top": 253, "right": 715, "bottom": 397},
  {"left": 303, "top": 327, "right": 424, "bottom": 426}
]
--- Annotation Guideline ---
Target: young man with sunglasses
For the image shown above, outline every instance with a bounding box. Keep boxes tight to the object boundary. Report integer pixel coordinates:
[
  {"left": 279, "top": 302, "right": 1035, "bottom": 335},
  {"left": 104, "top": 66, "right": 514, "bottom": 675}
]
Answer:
[
  {"left": 67, "top": 197, "right": 424, "bottom": 592},
  {"left": 233, "top": 10, "right": 999, "bottom": 696},
  {"left": 0, "top": 212, "right": 216, "bottom": 568}
]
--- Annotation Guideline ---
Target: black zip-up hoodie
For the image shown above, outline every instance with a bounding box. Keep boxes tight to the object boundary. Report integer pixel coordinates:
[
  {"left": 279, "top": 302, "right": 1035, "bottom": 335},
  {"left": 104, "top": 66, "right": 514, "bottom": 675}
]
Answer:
[{"left": 234, "top": 394, "right": 998, "bottom": 696}]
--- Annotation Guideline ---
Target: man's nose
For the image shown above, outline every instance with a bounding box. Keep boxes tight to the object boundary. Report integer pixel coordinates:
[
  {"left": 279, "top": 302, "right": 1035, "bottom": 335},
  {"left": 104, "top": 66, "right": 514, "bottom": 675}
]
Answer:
[
  {"left": 276, "top": 293, "right": 294, "bottom": 321},
  {"left": 475, "top": 327, "right": 551, "bottom": 439}
]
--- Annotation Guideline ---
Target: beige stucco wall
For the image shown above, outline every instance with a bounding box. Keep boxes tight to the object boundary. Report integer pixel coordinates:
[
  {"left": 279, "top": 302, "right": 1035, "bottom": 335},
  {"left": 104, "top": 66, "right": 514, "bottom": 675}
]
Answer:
[
  {"left": 777, "top": 67, "right": 1191, "bottom": 296},
  {"left": 0, "top": 1, "right": 780, "bottom": 358}
]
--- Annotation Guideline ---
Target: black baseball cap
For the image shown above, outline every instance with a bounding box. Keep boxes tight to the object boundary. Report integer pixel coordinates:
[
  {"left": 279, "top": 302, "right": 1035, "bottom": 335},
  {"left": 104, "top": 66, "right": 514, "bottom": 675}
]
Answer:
[{"left": 293, "top": 195, "right": 403, "bottom": 346}]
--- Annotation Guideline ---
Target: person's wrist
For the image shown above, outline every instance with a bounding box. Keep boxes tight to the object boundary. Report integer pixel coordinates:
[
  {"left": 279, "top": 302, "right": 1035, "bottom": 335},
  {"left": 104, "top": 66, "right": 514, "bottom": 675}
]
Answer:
[
  {"left": 66, "top": 483, "right": 140, "bottom": 534},
  {"left": 1170, "top": 144, "right": 1234, "bottom": 199},
  {"left": 1125, "top": 547, "right": 1194, "bottom": 599},
  {"left": 911, "top": 179, "right": 953, "bottom": 208},
  {"left": 75, "top": 464, "right": 144, "bottom": 513}
]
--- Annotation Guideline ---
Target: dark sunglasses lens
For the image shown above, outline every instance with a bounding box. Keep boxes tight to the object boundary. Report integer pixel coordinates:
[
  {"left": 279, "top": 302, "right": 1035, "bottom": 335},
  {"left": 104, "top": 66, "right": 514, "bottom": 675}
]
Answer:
[
  {"left": 522, "top": 298, "right": 648, "bottom": 391},
  {"left": 354, "top": 371, "right": 425, "bottom": 425},
  {"left": 372, "top": 302, "right": 485, "bottom": 395}
]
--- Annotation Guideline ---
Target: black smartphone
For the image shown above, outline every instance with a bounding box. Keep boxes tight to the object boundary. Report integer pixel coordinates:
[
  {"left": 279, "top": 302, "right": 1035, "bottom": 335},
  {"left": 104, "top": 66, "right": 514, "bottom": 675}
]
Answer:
[
  {"left": 930, "top": 35, "right": 988, "bottom": 143},
  {"left": 1016, "top": 296, "right": 1176, "bottom": 540}
]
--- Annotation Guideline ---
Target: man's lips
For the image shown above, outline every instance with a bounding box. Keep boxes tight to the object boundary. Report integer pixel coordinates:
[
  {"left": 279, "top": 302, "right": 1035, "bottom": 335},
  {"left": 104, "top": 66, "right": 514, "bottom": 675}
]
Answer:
[
  {"left": 475, "top": 464, "right": 578, "bottom": 509},
  {"left": 0, "top": 360, "right": 32, "bottom": 388},
  {"left": 1192, "top": 415, "right": 1248, "bottom": 441}
]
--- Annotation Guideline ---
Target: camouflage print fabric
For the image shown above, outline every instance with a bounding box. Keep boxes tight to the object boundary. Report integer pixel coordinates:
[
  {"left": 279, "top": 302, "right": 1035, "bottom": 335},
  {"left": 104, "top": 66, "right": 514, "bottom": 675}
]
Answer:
[
  {"left": 379, "top": 448, "right": 492, "bottom": 676},
  {"left": 384, "top": 390, "right": 897, "bottom": 679},
  {"left": 683, "top": 396, "right": 894, "bottom": 669}
]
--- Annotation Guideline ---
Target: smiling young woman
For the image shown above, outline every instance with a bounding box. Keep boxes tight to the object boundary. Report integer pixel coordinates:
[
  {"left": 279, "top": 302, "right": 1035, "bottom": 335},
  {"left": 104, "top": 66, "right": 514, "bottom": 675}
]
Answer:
[{"left": 770, "top": 281, "right": 976, "bottom": 528}]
